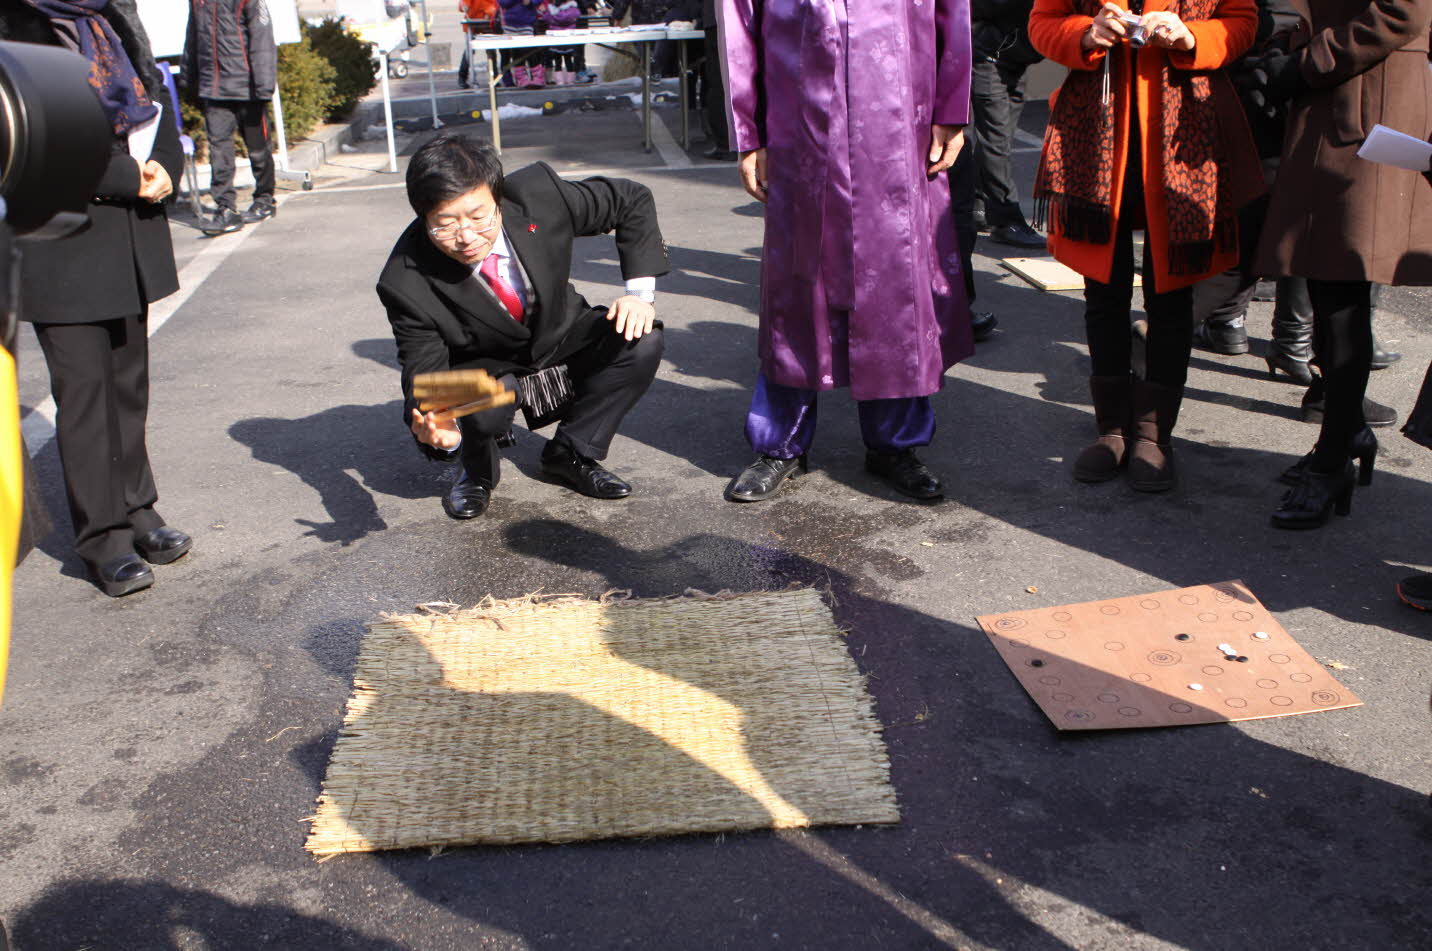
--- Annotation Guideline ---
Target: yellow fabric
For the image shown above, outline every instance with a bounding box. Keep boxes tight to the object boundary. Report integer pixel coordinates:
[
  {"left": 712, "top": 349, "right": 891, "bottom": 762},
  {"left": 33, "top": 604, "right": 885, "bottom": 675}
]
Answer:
[{"left": 0, "top": 346, "right": 21, "bottom": 705}]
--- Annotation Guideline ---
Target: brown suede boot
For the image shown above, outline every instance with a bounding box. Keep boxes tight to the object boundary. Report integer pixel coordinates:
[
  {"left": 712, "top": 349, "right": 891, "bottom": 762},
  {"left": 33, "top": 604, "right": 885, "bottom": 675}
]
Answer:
[
  {"left": 1127, "top": 379, "right": 1184, "bottom": 492},
  {"left": 1073, "top": 375, "right": 1132, "bottom": 483}
]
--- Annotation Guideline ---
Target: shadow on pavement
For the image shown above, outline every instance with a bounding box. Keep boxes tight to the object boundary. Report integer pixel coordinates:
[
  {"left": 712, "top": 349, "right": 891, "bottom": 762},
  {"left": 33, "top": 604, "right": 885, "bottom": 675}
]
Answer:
[
  {"left": 339, "top": 522, "right": 1430, "bottom": 950},
  {"left": 10, "top": 881, "right": 404, "bottom": 950}
]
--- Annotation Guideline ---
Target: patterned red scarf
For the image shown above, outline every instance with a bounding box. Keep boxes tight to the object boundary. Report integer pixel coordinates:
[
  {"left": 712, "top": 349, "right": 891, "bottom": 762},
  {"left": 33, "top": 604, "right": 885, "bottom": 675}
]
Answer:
[{"left": 1033, "top": 0, "right": 1262, "bottom": 276}]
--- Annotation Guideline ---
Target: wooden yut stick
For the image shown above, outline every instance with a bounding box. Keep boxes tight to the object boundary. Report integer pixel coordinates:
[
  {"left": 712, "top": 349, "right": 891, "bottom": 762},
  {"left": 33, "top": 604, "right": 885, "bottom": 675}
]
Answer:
[{"left": 413, "top": 369, "right": 515, "bottom": 419}]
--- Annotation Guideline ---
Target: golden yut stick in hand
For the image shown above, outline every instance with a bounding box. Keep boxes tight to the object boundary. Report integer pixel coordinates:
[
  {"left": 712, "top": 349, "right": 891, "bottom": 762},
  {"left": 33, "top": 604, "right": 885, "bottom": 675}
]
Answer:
[{"left": 413, "top": 369, "right": 516, "bottom": 421}]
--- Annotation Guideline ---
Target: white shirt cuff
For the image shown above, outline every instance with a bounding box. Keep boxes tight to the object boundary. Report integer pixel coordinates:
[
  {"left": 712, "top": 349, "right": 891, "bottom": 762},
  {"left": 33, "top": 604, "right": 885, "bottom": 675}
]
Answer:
[{"left": 625, "top": 276, "right": 656, "bottom": 303}]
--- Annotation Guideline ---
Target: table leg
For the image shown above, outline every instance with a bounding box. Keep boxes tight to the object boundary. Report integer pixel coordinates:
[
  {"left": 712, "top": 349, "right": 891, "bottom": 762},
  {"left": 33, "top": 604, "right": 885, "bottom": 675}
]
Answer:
[
  {"left": 642, "top": 42, "right": 652, "bottom": 153},
  {"left": 678, "top": 41, "right": 690, "bottom": 152},
  {"left": 487, "top": 49, "right": 502, "bottom": 153}
]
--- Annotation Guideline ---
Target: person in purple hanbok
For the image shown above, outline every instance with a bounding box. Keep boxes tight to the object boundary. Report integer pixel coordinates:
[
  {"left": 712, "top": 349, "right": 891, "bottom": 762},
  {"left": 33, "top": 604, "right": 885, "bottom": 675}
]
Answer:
[{"left": 717, "top": 0, "right": 974, "bottom": 503}]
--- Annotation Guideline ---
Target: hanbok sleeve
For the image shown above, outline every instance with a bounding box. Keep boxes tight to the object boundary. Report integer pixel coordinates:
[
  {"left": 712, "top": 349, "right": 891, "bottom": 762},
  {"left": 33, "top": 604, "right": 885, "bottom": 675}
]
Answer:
[
  {"left": 934, "top": 0, "right": 973, "bottom": 126},
  {"left": 717, "top": 0, "right": 765, "bottom": 151}
]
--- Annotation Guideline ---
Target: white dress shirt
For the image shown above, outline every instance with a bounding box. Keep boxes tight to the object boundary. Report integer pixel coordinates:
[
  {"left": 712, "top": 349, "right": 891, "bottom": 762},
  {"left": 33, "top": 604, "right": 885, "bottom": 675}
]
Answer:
[{"left": 472, "top": 229, "right": 657, "bottom": 308}]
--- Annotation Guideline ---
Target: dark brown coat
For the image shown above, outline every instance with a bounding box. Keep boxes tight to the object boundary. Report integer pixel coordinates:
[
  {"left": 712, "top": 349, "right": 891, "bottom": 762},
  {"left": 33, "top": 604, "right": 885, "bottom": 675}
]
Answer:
[{"left": 1257, "top": 0, "right": 1432, "bottom": 285}]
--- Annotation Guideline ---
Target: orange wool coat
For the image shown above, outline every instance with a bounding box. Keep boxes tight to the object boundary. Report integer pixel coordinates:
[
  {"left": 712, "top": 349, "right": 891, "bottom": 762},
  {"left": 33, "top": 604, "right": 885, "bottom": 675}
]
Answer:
[{"left": 1029, "top": 0, "right": 1261, "bottom": 291}]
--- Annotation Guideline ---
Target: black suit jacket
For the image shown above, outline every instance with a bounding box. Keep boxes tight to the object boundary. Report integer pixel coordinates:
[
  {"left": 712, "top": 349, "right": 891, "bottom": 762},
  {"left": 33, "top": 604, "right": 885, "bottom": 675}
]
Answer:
[
  {"left": 3, "top": 1, "right": 185, "bottom": 325},
  {"left": 376, "top": 162, "right": 670, "bottom": 458}
]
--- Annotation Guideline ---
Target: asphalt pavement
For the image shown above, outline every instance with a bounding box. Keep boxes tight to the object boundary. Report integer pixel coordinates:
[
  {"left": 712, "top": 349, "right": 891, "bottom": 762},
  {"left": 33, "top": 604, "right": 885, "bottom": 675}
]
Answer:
[{"left": 2, "top": 94, "right": 1429, "bottom": 951}]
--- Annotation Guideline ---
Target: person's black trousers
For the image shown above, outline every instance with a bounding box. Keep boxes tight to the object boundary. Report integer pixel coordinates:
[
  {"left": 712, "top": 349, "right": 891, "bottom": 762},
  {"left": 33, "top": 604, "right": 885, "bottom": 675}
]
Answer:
[
  {"left": 1084, "top": 222, "right": 1195, "bottom": 386},
  {"left": 202, "top": 98, "right": 276, "bottom": 211},
  {"left": 950, "top": 139, "right": 979, "bottom": 303},
  {"left": 702, "top": 23, "right": 729, "bottom": 148},
  {"left": 32, "top": 310, "right": 166, "bottom": 568},
  {"left": 970, "top": 54, "right": 1031, "bottom": 228},
  {"left": 1306, "top": 279, "right": 1372, "bottom": 468},
  {"left": 456, "top": 326, "right": 665, "bottom": 486}
]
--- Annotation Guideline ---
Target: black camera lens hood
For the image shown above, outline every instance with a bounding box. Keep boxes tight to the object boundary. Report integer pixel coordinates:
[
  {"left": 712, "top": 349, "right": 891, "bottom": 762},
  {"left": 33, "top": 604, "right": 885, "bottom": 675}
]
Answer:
[{"left": 0, "top": 40, "right": 111, "bottom": 237}]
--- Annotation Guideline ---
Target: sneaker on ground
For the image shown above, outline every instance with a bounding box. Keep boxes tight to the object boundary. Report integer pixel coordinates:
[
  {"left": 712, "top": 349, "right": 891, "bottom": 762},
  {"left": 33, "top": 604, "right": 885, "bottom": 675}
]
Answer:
[
  {"left": 243, "top": 200, "right": 276, "bottom": 223},
  {"left": 201, "top": 207, "right": 244, "bottom": 236}
]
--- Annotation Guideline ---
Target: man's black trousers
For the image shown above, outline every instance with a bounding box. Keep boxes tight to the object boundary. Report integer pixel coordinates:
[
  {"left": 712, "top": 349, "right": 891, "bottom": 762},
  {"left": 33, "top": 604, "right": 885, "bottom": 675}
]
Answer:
[
  {"left": 970, "top": 55, "right": 1031, "bottom": 228},
  {"left": 203, "top": 98, "right": 276, "bottom": 211},
  {"left": 456, "top": 326, "right": 665, "bottom": 486},
  {"left": 33, "top": 310, "right": 166, "bottom": 568}
]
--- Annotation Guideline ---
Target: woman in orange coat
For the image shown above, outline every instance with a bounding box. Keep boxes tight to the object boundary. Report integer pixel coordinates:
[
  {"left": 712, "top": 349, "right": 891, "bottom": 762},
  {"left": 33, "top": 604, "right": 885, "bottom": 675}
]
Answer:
[{"left": 1029, "top": 0, "right": 1262, "bottom": 490}]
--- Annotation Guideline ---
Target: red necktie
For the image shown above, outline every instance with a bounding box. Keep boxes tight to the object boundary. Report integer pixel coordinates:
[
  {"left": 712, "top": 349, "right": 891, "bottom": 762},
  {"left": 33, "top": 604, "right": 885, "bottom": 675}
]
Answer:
[{"left": 479, "top": 253, "right": 524, "bottom": 323}]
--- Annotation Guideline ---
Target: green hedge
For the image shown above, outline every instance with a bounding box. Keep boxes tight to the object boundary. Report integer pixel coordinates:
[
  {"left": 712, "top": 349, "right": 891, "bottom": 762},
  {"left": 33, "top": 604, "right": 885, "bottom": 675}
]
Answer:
[{"left": 306, "top": 17, "right": 379, "bottom": 121}]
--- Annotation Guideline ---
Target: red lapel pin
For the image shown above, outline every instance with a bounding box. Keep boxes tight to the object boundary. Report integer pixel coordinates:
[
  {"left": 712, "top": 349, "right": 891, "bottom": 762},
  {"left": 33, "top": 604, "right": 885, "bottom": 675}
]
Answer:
[{"left": 528, "top": 223, "right": 537, "bottom": 233}]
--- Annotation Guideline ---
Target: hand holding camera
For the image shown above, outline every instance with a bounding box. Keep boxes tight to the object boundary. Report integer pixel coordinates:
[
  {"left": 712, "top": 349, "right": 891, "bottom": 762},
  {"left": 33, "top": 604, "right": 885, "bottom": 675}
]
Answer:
[{"left": 1082, "top": 4, "right": 1194, "bottom": 54}]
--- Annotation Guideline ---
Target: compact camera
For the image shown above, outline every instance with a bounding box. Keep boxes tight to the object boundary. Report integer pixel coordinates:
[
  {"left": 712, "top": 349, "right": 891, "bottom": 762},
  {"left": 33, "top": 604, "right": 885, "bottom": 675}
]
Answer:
[{"left": 1118, "top": 10, "right": 1149, "bottom": 47}]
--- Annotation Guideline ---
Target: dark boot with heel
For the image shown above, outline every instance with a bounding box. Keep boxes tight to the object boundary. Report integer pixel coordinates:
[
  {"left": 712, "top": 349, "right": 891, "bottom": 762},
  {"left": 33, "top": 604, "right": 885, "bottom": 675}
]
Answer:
[
  {"left": 1073, "top": 375, "right": 1131, "bottom": 483},
  {"left": 1266, "top": 277, "right": 1315, "bottom": 385},
  {"left": 1126, "top": 380, "right": 1183, "bottom": 493}
]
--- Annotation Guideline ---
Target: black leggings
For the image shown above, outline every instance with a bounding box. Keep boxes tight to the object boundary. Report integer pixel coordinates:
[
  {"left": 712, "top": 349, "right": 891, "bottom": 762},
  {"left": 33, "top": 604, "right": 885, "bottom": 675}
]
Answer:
[
  {"left": 1307, "top": 279, "right": 1372, "bottom": 469},
  {"left": 1081, "top": 121, "right": 1193, "bottom": 386},
  {"left": 1082, "top": 216, "right": 1194, "bottom": 386}
]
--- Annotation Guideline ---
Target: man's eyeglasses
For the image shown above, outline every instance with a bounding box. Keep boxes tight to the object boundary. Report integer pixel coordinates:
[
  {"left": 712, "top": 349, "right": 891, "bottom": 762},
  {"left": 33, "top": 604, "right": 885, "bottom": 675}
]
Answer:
[{"left": 428, "top": 211, "right": 500, "bottom": 242}]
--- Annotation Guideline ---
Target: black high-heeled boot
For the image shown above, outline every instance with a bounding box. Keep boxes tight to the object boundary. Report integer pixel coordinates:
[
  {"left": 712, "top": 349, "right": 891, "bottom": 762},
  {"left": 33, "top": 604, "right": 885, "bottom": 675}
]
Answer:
[
  {"left": 1278, "top": 426, "right": 1377, "bottom": 486},
  {"left": 1266, "top": 277, "right": 1315, "bottom": 385},
  {"left": 1271, "top": 460, "right": 1356, "bottom": 530}
]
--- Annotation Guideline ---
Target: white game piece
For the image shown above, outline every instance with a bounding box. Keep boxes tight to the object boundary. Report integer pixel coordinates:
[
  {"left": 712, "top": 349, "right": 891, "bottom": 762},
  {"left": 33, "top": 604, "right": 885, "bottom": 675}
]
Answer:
[
  {"left": 1188, "top": 683, "right": 1204, "bottom": 691},
  {"left": 1252, "top": 631, "right": 1270, "bottom": 640},
  {"left": 1217, "top": 642, "right": 1237, "bottom": 656}
]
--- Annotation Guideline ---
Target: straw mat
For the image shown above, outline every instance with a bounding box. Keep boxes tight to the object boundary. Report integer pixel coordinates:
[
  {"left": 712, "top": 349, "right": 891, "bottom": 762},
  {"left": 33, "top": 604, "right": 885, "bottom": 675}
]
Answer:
[{"left": 306, "top": 587, "right": 898, "bottom": 856}]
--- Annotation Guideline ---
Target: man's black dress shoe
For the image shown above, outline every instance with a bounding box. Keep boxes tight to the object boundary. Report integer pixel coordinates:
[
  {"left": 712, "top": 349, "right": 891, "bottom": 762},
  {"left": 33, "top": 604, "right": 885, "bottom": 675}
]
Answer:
[
  {"left": 703, "top": 145, "right": 738, "bottom": 161},
  {"left": 971, "top": 311, "right": 999, "bottom": 342},
  {"left": 443, "top": 471, "right": 492, "bottom": 519},
  {"left": 726, "top": 454, "right": 807, "bottom": 502},
  {"left": 865, "top": 449, "right": 943, "bottom": 500},
  {"left": 135, "top": 527, "right": 192, "bottom": 565},
  {"left": 93, "top": 554, "right": 154, "bottom": 598},
  {"left": 540, "top": 445, "right": 631, "bottom": 499},
  {"left": 990, "top": 221, "right": 1046, "bottom": 249}
]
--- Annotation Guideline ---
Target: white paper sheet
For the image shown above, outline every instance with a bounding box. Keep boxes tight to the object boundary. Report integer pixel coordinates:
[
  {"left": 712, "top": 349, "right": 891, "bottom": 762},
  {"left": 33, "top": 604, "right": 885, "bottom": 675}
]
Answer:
[
  {"left": 1356, "top": 123, "right": 1432, "bottom": 172},
  {"left": 128, "top": 102, "right": 162, "bottom": 162}
]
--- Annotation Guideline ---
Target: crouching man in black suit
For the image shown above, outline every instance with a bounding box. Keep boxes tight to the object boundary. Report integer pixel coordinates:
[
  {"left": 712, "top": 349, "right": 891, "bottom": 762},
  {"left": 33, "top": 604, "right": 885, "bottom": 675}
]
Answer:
[{"left": 377, "top": 133, "right": 670, "bottom": 518}]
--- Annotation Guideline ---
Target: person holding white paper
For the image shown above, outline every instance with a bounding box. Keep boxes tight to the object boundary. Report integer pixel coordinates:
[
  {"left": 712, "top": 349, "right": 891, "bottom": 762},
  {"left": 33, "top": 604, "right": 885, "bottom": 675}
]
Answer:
[{"left": 1252, "top": 0, "right": 1432, "bottom": 530}]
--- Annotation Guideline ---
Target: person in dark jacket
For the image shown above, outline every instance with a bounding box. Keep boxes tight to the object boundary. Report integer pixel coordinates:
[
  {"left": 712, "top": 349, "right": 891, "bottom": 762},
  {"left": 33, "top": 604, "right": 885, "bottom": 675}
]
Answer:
[
  {"left": 1, "top": 0, "right": 194, "bottom": 597},
  {"left": 183, "top": 0, "right": 278, "bottom": 234},
  {"left": 969, "top": 0, "right": 1045, "bottom": 248},
  {"left": 376, "top": 134, "right": 670, "bottom": 520}
]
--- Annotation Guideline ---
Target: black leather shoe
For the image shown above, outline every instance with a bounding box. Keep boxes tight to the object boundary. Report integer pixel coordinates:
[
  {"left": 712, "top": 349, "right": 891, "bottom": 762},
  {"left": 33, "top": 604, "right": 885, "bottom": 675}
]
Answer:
[
  {"left": 540, "top": 445, "right": 631, "bottom": 499},
  {"left": 1271, "top": 461, "right": 1356, "bottom": 530},
  {"left": 725, "top": 454, "right": 807, "bottom": 502},
  {"left": 1300, "top": 386, "right": 1398, "bottom": 428},
  {"left": 242, "top": 199, "right": 276, "bottom": 223},
  {"left": 93, "top": 553, "right": 154, "bottom": 598},
  {"left": 134, "top": 526, "right": 192, "bottom": 565},
  {"left": 1193, "top": 319, "right": 1249, "bottom": 355},
  {"left": 865, "top": 449, "right": 943, "bottom": 500},
  {"left": 971, "top": 311, "right": 999, "bottom": 342},
  {"left": 990, "top": 221, "right": 1046, "bottom": 249},
  {"left": 443, "top": 471, "right": 491, "bottom": 519},
  {"left": 201, "top": 207, "right": 244, "bottom": 235},
  {"left": 702, "top": 145, "right": 738, "bottom": 161},
  {"left": 1370, "top": 335, "right": 1402, "bottom": 370}
]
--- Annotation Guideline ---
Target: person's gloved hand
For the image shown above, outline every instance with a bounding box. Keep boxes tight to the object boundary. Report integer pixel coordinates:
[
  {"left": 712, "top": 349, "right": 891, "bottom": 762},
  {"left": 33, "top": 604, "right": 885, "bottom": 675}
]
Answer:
[{"left": 1244, "top": 48, "right": 1305, "bottom": 117}]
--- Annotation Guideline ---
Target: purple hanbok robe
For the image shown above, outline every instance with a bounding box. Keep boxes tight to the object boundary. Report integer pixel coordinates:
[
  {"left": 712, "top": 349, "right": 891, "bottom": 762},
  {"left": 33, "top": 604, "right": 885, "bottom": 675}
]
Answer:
[{"left": 718, "top": 0, "right": 974, "bottom": 401}]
